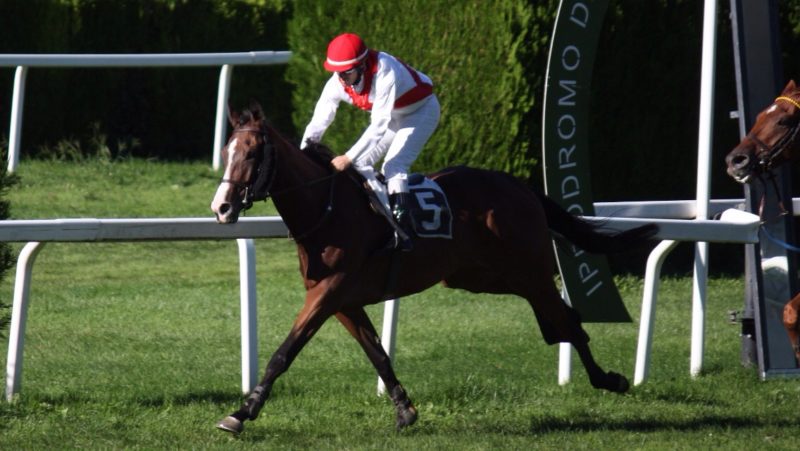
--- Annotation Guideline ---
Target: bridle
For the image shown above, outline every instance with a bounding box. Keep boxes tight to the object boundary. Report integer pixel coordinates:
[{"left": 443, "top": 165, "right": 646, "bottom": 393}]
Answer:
[
  {"left": 747, "top": 96, "right": 800, "bottom": 173},
  {"left": 743, "top": 95, "right": 800, "bottom": 250},
  {"left": 220, "top": 126, "right": 276, "bottom": 211},
  {"left": 219, "top": 125, "right": 340, "bottom": 241}
]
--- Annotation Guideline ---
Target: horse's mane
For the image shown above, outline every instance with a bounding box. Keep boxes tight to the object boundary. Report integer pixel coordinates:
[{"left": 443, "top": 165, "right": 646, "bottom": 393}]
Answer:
[
  {"left": 302, "top": 142, "right": 336, "bottom": 169},
  {"left": 237, "top": 103, "right": 338, "bottom": 172}
]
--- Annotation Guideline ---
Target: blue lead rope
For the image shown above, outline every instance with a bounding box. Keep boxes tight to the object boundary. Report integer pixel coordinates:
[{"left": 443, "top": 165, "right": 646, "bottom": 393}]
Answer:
[{"left": 760, "top": 223, "right": 800, "bottom": 253}]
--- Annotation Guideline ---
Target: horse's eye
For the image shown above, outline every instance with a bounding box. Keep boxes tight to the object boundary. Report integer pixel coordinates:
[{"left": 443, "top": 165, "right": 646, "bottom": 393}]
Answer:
[{"left": 778, "top": 117, "right": 797, "bottom": 127}]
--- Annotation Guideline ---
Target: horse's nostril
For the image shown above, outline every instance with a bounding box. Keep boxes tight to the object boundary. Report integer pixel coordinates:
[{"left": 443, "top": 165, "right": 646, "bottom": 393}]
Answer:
[
  {"left": 731, "top": 155, "right": 749, "bottom": 169},
  {"left": 219, "top": 203, "right": 231, "bottom": 215}
]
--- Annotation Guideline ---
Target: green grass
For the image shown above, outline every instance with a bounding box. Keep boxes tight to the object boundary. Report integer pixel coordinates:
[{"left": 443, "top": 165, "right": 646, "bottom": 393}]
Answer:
[{"left": 1, "top": 159, "right": 799, "bottom": 449}]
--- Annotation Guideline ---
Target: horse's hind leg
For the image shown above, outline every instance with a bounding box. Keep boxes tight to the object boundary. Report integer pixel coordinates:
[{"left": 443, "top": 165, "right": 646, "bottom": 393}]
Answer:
[
  {"left": 570, "top": 328, "right": 630, "bottom": 393},
  {"left": 335, "top": 308, "right": 417, "bottom": 430},
  {"left": 510, "top": 274, "right": 629, "bottom": 393}
]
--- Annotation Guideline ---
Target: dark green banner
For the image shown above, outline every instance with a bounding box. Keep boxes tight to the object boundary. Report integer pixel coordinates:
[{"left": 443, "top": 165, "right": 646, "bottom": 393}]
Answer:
[{"left": 542, "top": 0, "right": 631, "bottom": 322}]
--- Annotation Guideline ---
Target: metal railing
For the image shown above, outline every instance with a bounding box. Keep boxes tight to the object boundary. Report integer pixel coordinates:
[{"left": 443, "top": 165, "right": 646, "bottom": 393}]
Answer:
[{"left": 0, "top": 51, "right": 292, "bottom": 172}]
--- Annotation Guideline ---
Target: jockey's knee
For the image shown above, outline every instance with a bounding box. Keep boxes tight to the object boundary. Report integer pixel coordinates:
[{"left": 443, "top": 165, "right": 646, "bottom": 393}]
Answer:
[{"left": 385, "top": 173, "right": 409, "bottom": 194}]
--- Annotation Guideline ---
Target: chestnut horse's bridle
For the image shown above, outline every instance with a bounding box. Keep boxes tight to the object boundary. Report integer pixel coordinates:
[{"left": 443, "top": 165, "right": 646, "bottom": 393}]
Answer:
[
  {"left": 745, "top": 96, "right": 800, "bottom": 247},
  {"left": 747, "top": 96, "right": 800, "bottom": 173}
]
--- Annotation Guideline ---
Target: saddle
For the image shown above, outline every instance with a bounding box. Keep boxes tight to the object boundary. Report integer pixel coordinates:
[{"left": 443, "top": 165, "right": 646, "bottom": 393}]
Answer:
[{"left": 354, "top": 166, "right": 453, "bottom": 240}]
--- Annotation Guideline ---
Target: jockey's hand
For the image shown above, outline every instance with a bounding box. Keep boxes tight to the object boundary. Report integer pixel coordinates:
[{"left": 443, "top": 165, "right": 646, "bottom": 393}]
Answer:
[
  {"left": 300, "top": 138, "right": 316, "bottom": 150},
  {"left": 331, "top": 155, "right": 352, "bottom": 172}
]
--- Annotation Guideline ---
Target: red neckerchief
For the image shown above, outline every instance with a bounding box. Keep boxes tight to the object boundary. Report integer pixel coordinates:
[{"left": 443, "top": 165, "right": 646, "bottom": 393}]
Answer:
[
  {"left": 340, "top": 50, "right": 379, "bottom": 111},
  {"left": 339, "top": 50, "right": 433, "bottom": 112}
]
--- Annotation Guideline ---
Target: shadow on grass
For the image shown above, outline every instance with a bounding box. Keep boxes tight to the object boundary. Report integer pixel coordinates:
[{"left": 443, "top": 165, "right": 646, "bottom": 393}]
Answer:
[
  {"left": 134, "top": 390, "right": 241, "bottom": 407},
  {"left": 529, "top": 413, "right": 796, "bottom": 434},
  {"left": 26, "top": 389, "right": 242, "bottom": 408}
]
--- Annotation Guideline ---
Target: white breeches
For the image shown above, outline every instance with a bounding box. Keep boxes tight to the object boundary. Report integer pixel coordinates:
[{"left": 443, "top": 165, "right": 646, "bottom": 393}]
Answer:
[{"left": 356, "top": 95, "right": 441, "bottom": 194}]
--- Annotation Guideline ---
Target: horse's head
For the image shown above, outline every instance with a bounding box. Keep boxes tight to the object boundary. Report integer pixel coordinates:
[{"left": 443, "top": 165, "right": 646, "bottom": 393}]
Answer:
[
  {"left": 726, "top": 80, "right": 800, "bottom": 184},
  {"left": 211, "top": 102, "right": 275, "bottom": 224}
]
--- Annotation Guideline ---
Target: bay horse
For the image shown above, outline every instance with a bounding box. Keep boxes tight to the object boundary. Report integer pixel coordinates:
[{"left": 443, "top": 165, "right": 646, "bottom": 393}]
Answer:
[
  {"left": 725, "top": 80, "right": 800, "bottom": 364},
  {"left": 210, "top": 102, "right": 658, "bottom": 434}
]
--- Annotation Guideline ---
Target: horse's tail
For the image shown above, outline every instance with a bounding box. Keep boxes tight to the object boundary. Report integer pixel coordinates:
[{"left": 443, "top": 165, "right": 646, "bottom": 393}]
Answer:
[{"left": 534, "top": 191, "right": 658, "bottom": 253}]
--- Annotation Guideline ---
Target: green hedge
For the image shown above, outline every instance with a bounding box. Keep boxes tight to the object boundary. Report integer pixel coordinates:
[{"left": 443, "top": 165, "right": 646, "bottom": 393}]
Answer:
[
  {"left": 0, "top": 0, "right": 292, "bottom": 160},
  {"left": 0, "top": 164, "right": 14, "bottom": 337},
  {"left": 287, "top": 0, "right": 556, "bottom": 180},
  {"left": 2, "top": 0, "right": 800, "bottom": 195}
]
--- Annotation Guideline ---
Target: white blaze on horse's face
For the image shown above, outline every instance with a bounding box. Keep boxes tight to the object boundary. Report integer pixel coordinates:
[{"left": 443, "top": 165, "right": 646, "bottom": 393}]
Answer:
[{"left": 211, "top": 138, "right": 241, "bottom": 224}]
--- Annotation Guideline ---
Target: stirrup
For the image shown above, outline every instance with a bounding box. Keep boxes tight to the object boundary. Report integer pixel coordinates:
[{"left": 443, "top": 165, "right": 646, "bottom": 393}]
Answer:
[
  {"left": 390, "top": 193, "right": 415, "bottom": 251},
  {"left": 393, "top": 230, "right": 413, "bottom": 251}
]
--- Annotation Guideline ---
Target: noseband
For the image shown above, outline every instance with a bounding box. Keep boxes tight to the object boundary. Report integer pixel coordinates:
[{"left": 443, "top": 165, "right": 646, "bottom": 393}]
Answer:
[
  {"left": 748, "top": 96, "right": 800, "bottom": 172},
  {"left": 220, "top": 127, "right": 275, "bottom": 210}
]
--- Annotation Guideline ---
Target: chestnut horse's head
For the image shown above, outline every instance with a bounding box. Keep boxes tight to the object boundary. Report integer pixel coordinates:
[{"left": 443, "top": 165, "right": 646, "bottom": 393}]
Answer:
[
  {"left": 726, "top": 80, "right": 800, "bottom": 184},
  {"left": 210, "top": 103, "right": 275, "bottom": 224}
]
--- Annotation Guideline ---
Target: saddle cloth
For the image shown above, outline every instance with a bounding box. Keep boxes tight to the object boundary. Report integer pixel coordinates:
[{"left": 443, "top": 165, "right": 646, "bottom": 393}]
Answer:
[{"left": 355, "top": 166, "right": 453, "bottom": 239}]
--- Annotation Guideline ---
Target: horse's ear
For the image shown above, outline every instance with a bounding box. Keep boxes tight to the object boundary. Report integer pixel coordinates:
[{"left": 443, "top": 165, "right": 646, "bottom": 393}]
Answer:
[
  {"left": 228, "top": 103, "right": 240, "bottom": 128},
  {"left": 248, "top": 100, "right": 265, "bottom": 121},
  {"left": 782, "top": 79, "right": 797, "bottom": 95}
]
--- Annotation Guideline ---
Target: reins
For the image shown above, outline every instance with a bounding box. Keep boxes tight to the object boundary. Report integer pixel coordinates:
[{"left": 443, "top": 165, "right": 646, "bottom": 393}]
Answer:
[
  {"left": 287, "top": 174, "right": 337, "bottom": 242},
  {"left": 755, "top": 170, "right": 798, "bottom": 253}
]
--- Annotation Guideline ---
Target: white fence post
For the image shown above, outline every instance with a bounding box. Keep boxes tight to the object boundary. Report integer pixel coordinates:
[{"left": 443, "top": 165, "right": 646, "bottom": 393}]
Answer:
[
  {"left": 634, "top": 239, "right": 679, "bottom": 386},
  {"left": 558, "top": 286, "right": 572, "bottom": 385},
  {"left": 5, "top": 241, "right": 45, "bottom": 401},
  {"left": 377, "top": 298, "right": 400, "bottom": 395},
  {"left": 237, "top": 238, "right": 258, "bottom": 394},
  {"left": 7, "top": 65, "right": 28, "bottom": 173},
  {"left": 213, "top": 64, "right": 234, "bottom": 171},
  {"left": 690, "top": 0, "right": 718, "bottom": 378}
]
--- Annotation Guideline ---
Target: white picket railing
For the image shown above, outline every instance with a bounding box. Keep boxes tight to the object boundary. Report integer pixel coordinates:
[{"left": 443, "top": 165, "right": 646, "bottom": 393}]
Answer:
[
  {"left": 0, "top": 51, "right": 292, "bottom": 173},
  {"left": 1, "top": 216, "right": 288, "bottom": 401}
]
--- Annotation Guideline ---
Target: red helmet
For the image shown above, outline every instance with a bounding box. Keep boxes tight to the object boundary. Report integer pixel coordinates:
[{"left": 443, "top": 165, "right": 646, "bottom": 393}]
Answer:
[{"left": 323, "top": 33, "right": 368, "bottom": 72}]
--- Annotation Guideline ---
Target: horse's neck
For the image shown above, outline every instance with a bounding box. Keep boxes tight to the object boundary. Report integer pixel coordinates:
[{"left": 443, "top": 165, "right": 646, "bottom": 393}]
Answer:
[{"left": 269, "top": 134, "right": 334, "bottom": 230}]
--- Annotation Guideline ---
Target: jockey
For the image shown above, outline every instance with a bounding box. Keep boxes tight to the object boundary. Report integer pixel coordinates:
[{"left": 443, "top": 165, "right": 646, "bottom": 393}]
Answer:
[{"left": 300, "top": 32, "right": 441, "bottom": 251}]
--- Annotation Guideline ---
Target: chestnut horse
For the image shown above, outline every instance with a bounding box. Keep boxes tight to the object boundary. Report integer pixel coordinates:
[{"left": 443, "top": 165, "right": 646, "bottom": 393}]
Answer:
[
  {"left": 210, "top": 103, "right": 657, "bottom": 434},
  {"left": 725, "top": 80, "right": 800, "bottom": 364}
]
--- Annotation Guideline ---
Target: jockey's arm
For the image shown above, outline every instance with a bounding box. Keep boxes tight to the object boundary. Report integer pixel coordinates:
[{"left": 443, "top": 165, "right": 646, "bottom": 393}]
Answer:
[
  {"left": 301, "top": 75, "right": 345, "bottom": 149},
  {"left": 345, "top": 60, "right": 397, "bottom": 164}
]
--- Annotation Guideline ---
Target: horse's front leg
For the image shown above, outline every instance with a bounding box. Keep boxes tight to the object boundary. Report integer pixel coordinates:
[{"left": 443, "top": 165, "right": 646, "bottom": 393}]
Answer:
[
  {"left": 216, "top": 287, "right": 336, "bottom": 434},
  {"left": 335, "top": 308, "right": 417, "bottom": 430}
]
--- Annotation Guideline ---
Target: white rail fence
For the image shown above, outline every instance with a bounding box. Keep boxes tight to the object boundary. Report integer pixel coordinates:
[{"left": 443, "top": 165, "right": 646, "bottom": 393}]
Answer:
[
  {"left": 0, "top": 51, "right": 292, "bottom": 173},
  {"left": 592, "top": 199, "right": 764, "bottom": 386},
  {"left": 2, "top": 217, "right": 288, "bottom": 401},
  {"left": 1, "top": 205, "right": 764, "bottom": 402}
]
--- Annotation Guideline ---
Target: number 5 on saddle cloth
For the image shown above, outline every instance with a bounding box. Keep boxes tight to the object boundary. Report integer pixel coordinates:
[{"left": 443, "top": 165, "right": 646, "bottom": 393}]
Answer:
[{"left": 355, "top": 166, "right": 453, "bottom": 240}]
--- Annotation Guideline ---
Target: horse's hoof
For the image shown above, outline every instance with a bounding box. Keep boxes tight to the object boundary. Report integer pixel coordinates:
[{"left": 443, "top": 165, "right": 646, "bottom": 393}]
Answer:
[
  {"left": 608, "top": 371, "right": 630, "bottom": 393},
  {"left": 396, "top": 405, "right": 418, "bottom": 430},
  {"left": 216, "top": 416, "right": 244, "bottom": 434}
]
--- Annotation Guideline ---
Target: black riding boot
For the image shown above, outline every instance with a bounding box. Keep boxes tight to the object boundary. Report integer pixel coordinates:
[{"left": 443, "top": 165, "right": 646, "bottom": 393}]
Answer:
[{"left": 389, "top": 192, "right": 414, "bottom": 251}]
